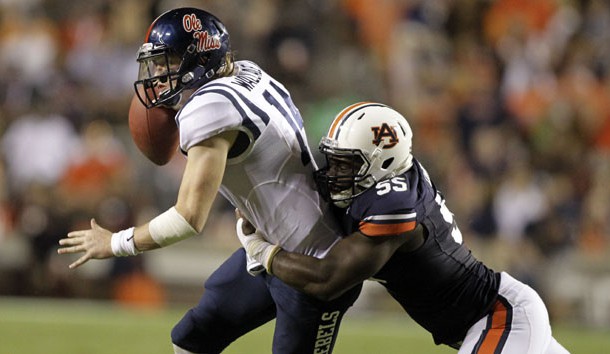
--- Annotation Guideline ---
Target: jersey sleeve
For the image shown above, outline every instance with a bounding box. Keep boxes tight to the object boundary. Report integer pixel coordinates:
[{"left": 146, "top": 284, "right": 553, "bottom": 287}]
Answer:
[
  {"left": 177, "top": 93, "right": 242, "bottom": 152},
  {"left": 349, "top": 179, "right": 420, "bottom": 237},
  {"left": 358, "top": 210, "right": 417, "bottom": 237}
]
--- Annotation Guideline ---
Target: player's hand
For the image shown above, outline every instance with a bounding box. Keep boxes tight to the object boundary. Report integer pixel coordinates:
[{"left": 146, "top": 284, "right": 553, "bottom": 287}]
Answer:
[
  {"left": 234, "top": 209, "right": 265, "bottom": 275},
  {"left": 57, "top": 219, "right": 114, "bottom": 269},
  {"left": 234, "top": 210, "right": 280, "bottom": 273}
]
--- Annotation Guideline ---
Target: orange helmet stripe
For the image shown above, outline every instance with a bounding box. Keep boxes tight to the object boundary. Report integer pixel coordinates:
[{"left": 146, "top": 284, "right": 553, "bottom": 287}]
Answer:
[{"left": 327, "top": 101, "right": 372, "bottom": 138}]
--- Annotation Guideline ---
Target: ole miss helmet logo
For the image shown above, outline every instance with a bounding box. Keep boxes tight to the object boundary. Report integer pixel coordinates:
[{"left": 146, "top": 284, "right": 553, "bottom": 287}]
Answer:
[
  {"left": 371, "top": 123, "right": 399, "bottom": 148},
  {"left": 183, "top": 13, "right": 221, "bottom": 52}
]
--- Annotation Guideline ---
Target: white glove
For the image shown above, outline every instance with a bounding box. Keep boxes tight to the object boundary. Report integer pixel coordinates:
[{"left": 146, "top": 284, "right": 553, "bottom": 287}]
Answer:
[
  {"left": 236, "top": 218, "right": 281, "bottom": 275},
  {"left": 245, "top": 253, "right": 265, "bottom": 276}
]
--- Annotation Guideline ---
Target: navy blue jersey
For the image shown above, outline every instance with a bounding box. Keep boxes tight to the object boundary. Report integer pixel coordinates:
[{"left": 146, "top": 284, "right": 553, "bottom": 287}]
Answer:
[{"left": 346, "top": 159, "right": 500, "bottom": 345}]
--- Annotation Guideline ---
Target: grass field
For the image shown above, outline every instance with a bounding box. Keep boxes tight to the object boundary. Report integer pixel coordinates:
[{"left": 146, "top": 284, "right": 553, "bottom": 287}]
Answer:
[{"left": 0, "top": 297, "right": 608, "bottom": 354}]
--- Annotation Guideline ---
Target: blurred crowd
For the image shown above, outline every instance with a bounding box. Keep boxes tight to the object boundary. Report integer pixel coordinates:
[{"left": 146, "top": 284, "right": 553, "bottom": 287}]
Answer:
[{"left": 0, "top": 0, "right": 609, "bottom": 325}]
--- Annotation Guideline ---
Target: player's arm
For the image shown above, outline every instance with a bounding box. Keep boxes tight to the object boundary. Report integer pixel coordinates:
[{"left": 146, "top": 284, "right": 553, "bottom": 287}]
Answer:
[
  {"left": 271, "top": 232, "right": 407, "bottom": 301},
  {"left": 132, "top": 130, "right": 237, "bottom": 250},
  {"left": 238, "top": 215, "right": 422, "bottom": 301},
  {"left": 58, "top": 131, "right": 237, "bottom": 269}
]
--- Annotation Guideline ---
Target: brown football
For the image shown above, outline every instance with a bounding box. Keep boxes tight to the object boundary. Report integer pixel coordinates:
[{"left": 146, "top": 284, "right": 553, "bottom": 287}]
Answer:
[{"left": 128, "top": 94, "right": 179, "bottom": 165}]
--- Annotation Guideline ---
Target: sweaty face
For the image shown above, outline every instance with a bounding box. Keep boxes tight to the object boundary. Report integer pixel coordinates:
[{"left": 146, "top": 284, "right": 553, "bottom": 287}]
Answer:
[
  {"left": 142, "top": 53, "right": 181, "bottom": 90},
  {"left": 135, "top": 51, "right": 182, "bottom": 107},
  {"left": 326, "top": 154, "right": 364, "bottom": 194}
]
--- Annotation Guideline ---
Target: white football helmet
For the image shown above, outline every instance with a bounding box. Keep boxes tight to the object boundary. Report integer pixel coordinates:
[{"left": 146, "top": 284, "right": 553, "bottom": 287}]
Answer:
[{"left": 314, "top": 102, "right": 414, "bottom": 207}]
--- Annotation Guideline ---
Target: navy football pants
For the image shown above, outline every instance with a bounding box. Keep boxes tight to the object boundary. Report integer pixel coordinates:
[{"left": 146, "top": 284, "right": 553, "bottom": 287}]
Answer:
[{"left": 171, "top": 248, "right": 362, "bottom": 354}]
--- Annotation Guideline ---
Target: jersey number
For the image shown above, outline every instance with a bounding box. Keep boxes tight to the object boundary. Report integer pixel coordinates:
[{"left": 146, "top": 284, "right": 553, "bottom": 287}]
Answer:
[
  {"left": 376, "top": 177, "right": 407, "bottom": 195},
  {"left": 435, "top": 193, "right": 463, "bottom": 244},
  {"left": 263, "top": 84, "right": 311, "bottom": 166}
]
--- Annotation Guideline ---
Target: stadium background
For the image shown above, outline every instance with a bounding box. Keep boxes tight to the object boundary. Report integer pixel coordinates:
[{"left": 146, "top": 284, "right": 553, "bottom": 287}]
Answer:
[{"left": 0, "top": 0, "right": 609, "bottom": 353}]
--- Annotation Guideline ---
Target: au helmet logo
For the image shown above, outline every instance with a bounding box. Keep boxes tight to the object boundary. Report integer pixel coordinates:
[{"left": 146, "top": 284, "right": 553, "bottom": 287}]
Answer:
[{"left": 371, "top": 123, "right": 399, "bottom": 148}]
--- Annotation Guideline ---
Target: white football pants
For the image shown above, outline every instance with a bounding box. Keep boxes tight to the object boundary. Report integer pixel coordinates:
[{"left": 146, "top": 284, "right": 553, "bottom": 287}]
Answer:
[{"left": 459, "top": 272, "right": 570, "bottom": 354}]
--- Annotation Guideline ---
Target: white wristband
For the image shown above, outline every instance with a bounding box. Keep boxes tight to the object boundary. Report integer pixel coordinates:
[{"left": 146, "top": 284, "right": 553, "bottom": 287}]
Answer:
[
  {"left": 111, "top": 227, "right": 140, "bottom": 257},
  {"left": 148, "top": 207, "right": 198, "bottom": 247}
]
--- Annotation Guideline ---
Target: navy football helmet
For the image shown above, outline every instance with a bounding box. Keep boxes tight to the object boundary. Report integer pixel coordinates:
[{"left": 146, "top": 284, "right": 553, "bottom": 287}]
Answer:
[{"left": 134, "top": 7, "right": 231, "bottom": 108}]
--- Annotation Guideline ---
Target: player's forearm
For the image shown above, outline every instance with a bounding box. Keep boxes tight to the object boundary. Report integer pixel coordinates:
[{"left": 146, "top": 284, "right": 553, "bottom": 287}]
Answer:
[
  {"left": 271, "top": 251, "right": 354, "bottom": 301},
  {"left": 136, "top": 133, "right": 233, "bottom": 252},
  {"left": 133, "top": 223, "right": 163, "bottom": 251},
  {"left": 270, "top": 233, "right": 402, "bottom": 301}
]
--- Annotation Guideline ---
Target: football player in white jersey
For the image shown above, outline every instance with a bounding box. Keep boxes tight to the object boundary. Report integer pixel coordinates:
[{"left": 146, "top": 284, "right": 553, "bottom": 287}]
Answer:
[
  {"left": 238, "top": 102, "right": 570, "bottom": 353},
  {"left": 57, "top": 7, "right": 361, "bottom": 354}
]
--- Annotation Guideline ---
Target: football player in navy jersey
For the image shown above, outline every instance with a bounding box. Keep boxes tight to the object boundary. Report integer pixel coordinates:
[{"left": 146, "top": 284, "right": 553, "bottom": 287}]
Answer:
[
  {"left": 238, "top": 102, "right": 570, "bottom": 353},
  {"left": 58, "top": 7, "right": 362, "bottom": 354}
]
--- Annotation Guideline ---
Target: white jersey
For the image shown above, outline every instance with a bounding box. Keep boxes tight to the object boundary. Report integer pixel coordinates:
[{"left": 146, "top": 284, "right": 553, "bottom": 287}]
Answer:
[{"left": 176, "top": 61, "right": 340, "bottom": 258}]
